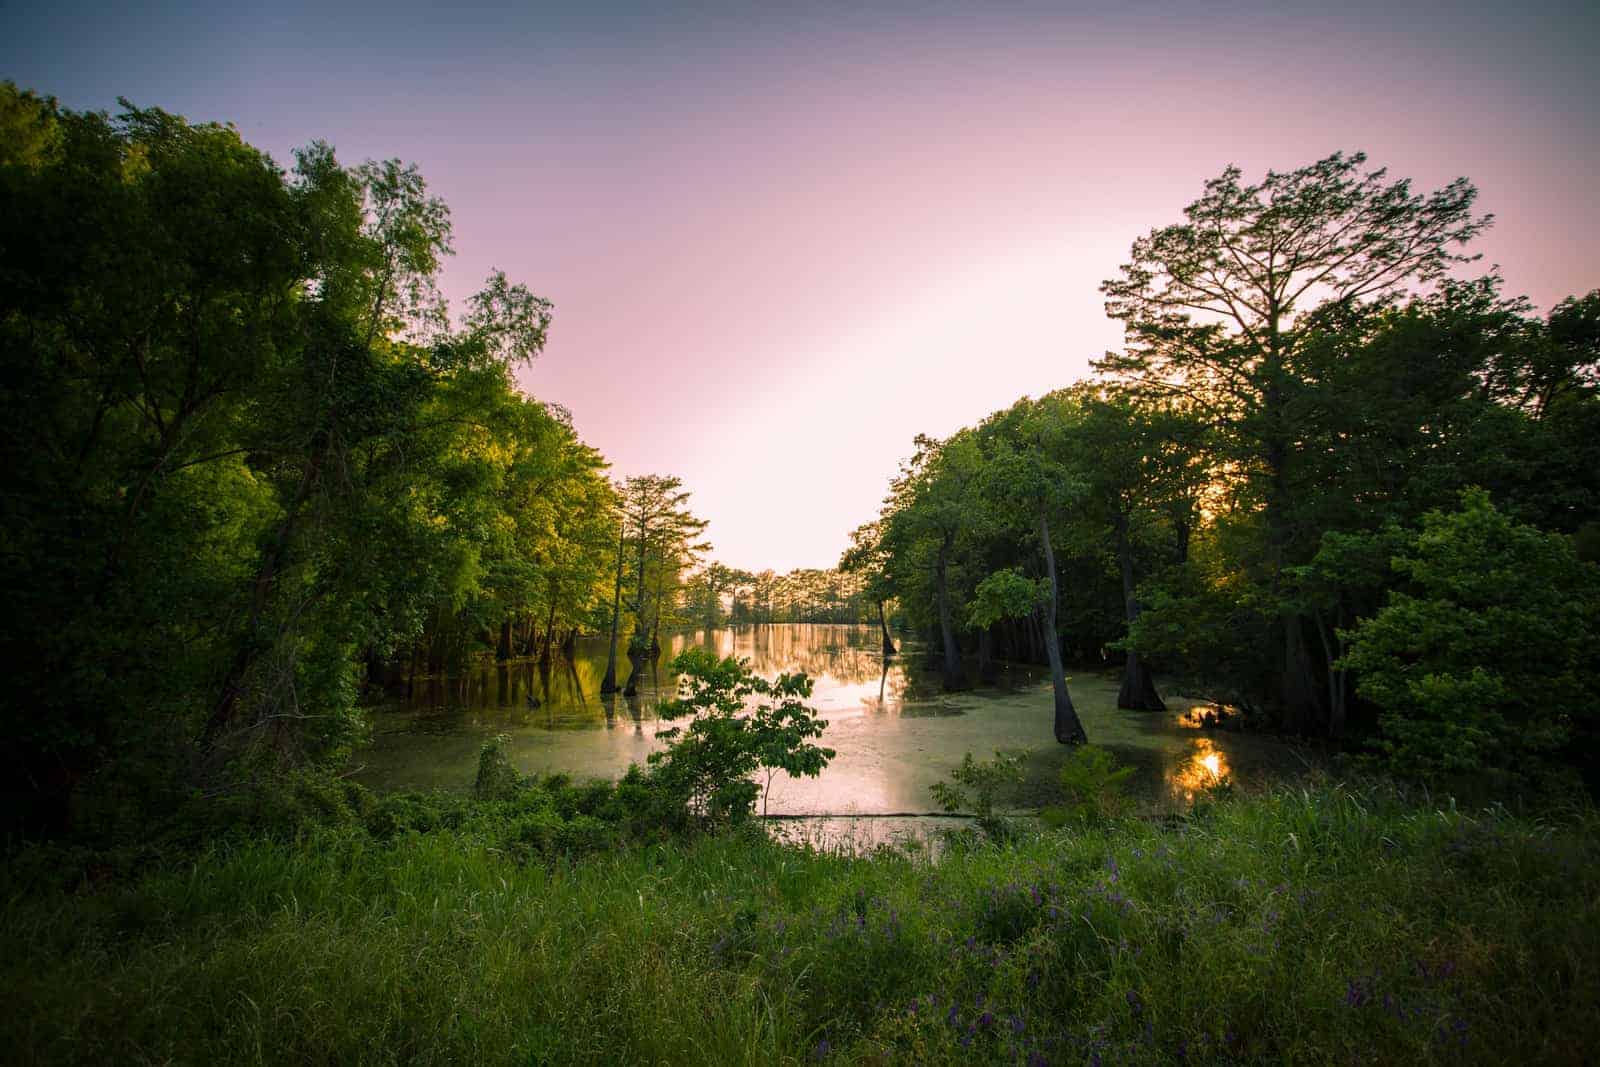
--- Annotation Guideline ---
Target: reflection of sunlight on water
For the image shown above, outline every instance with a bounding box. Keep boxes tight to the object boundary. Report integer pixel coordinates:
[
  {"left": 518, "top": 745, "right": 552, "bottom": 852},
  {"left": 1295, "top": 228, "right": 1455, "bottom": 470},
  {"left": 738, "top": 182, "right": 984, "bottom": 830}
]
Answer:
[
  {"left": 1167, "top": 738, "right": 1231, "bottom": 804},
  {"left": 1179, "top": 703, "right": 1236, "bottom": 729}
]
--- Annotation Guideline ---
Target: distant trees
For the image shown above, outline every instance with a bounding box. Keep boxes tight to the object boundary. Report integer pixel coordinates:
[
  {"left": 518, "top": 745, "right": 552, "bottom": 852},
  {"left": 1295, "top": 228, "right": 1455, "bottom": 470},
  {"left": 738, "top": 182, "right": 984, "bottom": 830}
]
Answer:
[{"left": 721, "top": 566, "right": 874, "bottom": 626}]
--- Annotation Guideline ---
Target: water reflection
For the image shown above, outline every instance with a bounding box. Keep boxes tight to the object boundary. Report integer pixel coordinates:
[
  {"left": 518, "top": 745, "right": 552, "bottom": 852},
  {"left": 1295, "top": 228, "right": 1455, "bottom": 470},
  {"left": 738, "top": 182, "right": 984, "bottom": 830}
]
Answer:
[
  {"left": 358, "top": 624, "right": 1305, "bottom": 813},
  {"left": 1165, "top": 737, "right": 1232, "bottom": 804},
  {"left": 389, "top": 623, "right": 973, "bottom": 722}
]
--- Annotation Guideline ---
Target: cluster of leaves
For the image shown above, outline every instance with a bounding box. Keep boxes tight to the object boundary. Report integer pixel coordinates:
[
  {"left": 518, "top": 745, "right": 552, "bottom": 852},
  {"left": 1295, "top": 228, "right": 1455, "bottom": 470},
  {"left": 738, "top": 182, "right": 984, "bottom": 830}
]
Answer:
[
  {"left": 1044, "top": 745, "right": 1138, "bottom": 825},
  {"left": 930, "top": 752, "right": 1025, "bottom": 823}
]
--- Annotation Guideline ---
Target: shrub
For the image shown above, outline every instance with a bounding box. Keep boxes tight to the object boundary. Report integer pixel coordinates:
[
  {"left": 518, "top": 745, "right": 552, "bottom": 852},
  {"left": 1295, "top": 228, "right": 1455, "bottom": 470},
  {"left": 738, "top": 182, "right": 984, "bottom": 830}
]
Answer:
[
  {"left": 647, "top": 647, "right": 834, "bottom": 826},
  {"left": 1042, "top": 745, "right": 1135, "bottom": 826},
  {"left": 931, "top": 751, "right": 1025, "bottom": 839}
]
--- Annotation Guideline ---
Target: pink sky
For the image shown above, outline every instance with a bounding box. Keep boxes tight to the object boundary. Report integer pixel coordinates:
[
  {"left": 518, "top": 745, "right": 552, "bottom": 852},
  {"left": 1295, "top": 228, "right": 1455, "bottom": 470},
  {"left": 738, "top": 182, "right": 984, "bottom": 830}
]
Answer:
[{"left": 6, "top": 2, "right": 1597, "bottom": 570}]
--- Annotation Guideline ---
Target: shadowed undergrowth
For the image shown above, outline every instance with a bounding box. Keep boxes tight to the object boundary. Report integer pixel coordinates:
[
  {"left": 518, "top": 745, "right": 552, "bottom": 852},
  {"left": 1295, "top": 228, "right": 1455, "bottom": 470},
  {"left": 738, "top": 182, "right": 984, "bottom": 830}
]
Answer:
[{"left": 4, "top": 781, "right": 1597, "bottom": 1065}]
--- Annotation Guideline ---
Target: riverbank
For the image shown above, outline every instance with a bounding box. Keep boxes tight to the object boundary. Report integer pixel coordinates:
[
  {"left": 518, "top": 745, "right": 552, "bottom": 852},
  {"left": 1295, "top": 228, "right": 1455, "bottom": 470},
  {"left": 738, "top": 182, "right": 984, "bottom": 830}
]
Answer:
[{"left": 6, "top": 780, "right": 1596, "bottom": 1064}]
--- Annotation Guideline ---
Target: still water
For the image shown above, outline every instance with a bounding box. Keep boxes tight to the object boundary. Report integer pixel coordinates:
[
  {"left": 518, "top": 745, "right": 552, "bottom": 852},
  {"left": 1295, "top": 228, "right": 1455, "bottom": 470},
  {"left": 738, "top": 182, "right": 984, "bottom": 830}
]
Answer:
[{"left": 354, "top": 624, "right": 1308, "bottom": 820}]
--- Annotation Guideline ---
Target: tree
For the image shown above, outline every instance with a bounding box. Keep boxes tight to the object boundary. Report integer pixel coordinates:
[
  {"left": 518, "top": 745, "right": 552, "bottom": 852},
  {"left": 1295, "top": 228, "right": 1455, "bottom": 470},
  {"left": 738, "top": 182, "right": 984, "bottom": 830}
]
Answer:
[
  {"left": 612, "top": 475, "right": 709, "bottom": 694},
  {"left": 1097, "top": 151, "right": 1492, "bottom": 732},
  {"left": 882, "top": 433, "right": 989, "bottom": 690},
  {"left": 840, "top": 521, "right": 898, "bottom": 655},
  {"left": 0, "top": 89, "right": 593, "bottom": 829},
  {"left": 975, "top": 400, "right": 1090, "bottom": 742}
]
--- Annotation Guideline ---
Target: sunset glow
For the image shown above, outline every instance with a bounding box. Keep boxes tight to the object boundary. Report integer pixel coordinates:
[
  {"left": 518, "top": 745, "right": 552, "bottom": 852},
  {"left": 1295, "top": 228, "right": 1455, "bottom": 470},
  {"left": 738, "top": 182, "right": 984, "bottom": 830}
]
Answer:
[{"left": 5, "top": 2, "right": 1595, "bottom": 568}]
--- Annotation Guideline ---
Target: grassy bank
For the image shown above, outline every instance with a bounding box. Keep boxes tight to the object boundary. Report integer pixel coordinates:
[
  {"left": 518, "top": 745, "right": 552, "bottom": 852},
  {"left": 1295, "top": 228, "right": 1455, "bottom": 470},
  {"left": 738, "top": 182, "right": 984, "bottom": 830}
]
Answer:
[{"left": 4, "top": 781, "right": 1598, "bottom": 1065}]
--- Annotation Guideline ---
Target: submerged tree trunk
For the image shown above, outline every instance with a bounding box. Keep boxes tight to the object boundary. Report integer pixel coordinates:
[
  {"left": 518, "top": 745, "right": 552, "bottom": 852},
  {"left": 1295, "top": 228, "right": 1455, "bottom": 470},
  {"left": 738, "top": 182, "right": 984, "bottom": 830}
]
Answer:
[
  {"left": 1039, "top": 513, "right": 1088, "bottom": 744},
  {"left": 878, "top": 599, "right": 896, "bottom": 657},
  {"left": 1113, "top": 513, "right": 1166, "bottom": 711},
  {"left": 977, "top": 627, "right": 998, "bottom": 683},
  {"left": 1312, "top": 606, "right": 1349, "bottom": 738},
  {"left": 1281, "top": 616, "right": 1326, "bottom": 734},
  {"left": 935, "top": 536, "right": 967, "bottom": 690},
  {"left": 601, "top": 524, "right": 626, "bottom": 694},
  {"left": 539, "top": 598, "right": 557, "bottom": 664},
  {"left": 623, "top": 654, "right": 640, "bottom": 697}
]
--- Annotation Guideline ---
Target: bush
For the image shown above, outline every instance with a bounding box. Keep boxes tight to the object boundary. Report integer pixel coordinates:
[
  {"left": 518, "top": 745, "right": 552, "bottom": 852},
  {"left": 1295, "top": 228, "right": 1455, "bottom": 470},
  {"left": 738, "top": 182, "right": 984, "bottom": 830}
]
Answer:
[
  {"left": 931, "top": 751, "right": 1025, "bottom": 840},
  {"left": 1042, "top": 745, "right": 1135, "bottom": 826},
  {"left": 647, "top": 648, "right": 834, "bottom": 827},
  {"left": 1341, "top": 489, "right": 1600, "bottom": 786}
]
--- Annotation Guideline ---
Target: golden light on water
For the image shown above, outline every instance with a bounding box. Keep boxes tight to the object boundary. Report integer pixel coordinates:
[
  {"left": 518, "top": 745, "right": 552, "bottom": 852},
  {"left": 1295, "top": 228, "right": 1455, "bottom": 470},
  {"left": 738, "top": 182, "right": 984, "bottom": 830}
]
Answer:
[{"left": 1168, "top": 738, "right": 1232, "bottom": 804}]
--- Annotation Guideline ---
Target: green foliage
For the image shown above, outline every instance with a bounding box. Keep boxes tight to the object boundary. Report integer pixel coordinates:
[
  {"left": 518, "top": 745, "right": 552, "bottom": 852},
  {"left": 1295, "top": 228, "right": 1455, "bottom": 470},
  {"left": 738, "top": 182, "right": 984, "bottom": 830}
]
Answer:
[
  {"left": 0, "top": 86, "right": 628, "bottom": 833},
  {"left": 1342, "top": 490, "right": 1600, "bottom": 785},
  {"left": 930, "top": 751, "right": 1025, "bottom": 841},
  {"left": 474, "top": 734, "right": 526, "bottom": 801},
  {"left": 1042, "top": 745, "right": 1136, "bottom": 826},
  {"left": 648, "top": 648, "right": 835, "bottom": 826},
  {"left": 4, "top": 783, "right": 1598, "bottom": 1063},
  {"left": 966, "top": 569, "right": 1046, "bottom": 629}
]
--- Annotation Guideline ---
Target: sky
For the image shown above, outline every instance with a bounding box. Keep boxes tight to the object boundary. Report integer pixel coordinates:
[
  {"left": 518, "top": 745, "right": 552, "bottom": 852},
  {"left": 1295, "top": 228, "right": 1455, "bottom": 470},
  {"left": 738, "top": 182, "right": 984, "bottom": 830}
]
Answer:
[{"left": 5, "top": 1, "right": 1597, "bottom": 572}]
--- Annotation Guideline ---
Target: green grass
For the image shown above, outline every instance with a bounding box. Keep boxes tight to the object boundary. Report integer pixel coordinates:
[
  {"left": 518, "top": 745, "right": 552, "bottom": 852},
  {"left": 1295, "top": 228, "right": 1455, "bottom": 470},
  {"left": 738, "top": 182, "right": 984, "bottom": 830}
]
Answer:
[{"left": 4, "top": 781, "right": 1598, "bottom": 1064}]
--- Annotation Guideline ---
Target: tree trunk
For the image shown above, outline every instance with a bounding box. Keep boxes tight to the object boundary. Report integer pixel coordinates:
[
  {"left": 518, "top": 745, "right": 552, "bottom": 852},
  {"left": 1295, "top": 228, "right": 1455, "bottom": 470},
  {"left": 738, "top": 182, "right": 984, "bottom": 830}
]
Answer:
[
  {"left": 624, "top": 650, "right": 641, "bottom": 696},
  {"left": 1039, "top": 513, "right": 1087, "bottom": 744},
  {"left": 1113, "top": 513, "right": 1166, "bottom": 711},
  {"left": 934, "top": 537, "right": 967, "bottom": 690},
  {"left": 496, "top": 617, "right": 513, "bottom": 661},
  {"left": 632, "top": 521, "right": 649, "bottom": 639},
  {"left": 1313, "top": 606, "right": 1348, "bottom": 738},
  {"left": 1281, "top": 616, "right": 1325, "bottom": 734},
  {"left": 199, "top": 445, "right": 322, "bottom": 758},
  {"left": 977, "top": 627, "right": 999, "bottom": 683},
  {"left": 878, "top": 599, "right": 896, "bottom": 657},
  {"left": 601, "top": 524, "right": 626, "bottom": 693},
  {"left": 539, "top": 599, "right": 557, "bottom": 663}
]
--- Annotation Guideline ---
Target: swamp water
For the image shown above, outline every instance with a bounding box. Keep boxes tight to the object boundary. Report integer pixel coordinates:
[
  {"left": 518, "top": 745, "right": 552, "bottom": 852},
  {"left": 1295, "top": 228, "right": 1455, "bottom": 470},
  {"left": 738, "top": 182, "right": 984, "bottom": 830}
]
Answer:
[{"left": 355, "top": 624, "right": 1310, "bottom": 848}]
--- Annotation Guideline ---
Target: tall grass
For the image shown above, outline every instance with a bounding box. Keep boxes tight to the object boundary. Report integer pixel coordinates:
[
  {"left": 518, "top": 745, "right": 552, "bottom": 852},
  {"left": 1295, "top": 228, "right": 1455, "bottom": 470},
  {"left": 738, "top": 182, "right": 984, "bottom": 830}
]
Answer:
[{"left": 4, "top": 781, "right": 1597, "bottom": 1064}]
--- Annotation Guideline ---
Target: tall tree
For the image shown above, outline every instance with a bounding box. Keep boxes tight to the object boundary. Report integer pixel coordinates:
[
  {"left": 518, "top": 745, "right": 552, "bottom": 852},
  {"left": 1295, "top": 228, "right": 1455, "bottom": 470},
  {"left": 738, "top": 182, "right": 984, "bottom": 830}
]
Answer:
[
  {"left": 840, "top": 522, "right": 898, "bottom": 655},
  {"left": 1096, "top": 151, "right": 1491, "bottom": 732}
]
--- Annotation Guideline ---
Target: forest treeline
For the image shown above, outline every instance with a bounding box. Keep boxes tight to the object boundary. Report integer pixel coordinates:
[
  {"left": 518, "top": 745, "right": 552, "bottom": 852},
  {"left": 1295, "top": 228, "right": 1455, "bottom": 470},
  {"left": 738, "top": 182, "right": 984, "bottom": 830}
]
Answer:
[
  {"left": 0, "top": 84, "right": 893, "bottom": 835},
  {"left": 0, "top": 86, "right": 782, "bottom": 834},
  {"left": 849, "top": 152, "right": 1599, "bottom": 791},
  {"left": 3, "top": 81, "right": 1597, "bottom": 838}
]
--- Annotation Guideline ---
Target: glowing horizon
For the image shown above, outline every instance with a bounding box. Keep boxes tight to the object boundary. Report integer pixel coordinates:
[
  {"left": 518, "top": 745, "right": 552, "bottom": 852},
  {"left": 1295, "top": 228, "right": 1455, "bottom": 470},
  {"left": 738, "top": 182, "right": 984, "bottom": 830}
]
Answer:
[{"left": 5, "top": 1, "right": 1595, "bottom": 571}]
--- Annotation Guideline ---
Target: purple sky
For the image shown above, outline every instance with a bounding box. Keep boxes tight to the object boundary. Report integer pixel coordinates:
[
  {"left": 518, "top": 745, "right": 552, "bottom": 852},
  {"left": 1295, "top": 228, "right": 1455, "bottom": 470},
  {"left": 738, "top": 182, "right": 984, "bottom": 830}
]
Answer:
[{"left": 6, "top": 2, "right": 1597, "bottom": 571}]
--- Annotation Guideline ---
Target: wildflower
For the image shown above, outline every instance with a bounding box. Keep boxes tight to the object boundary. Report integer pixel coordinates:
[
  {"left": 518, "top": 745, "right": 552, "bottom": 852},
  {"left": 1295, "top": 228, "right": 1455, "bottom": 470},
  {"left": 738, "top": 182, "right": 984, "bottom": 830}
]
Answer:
[
  {"left": 1009, "top": 1015, "right": 1025, "bottom": 1034},
  {"left": 812, "top": 1038, "right": 830, "bottom": 1061},
  {"left": 1125, "top": 989, "right": 1144, "bottom": 1015}
]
